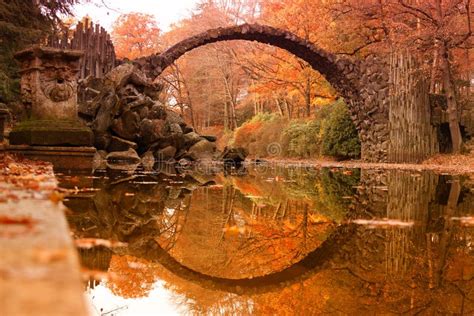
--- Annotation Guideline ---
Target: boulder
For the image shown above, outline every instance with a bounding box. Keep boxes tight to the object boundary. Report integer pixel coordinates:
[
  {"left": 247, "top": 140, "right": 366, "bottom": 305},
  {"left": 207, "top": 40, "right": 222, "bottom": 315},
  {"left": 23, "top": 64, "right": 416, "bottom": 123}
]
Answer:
[
  {"left": 175, "top": 148, "right": 188, "bottom": 160},
  {"left": 92, "top": 150, "right": 108, "bottom": 170},
  {"left": 182, "top": 126, "right": 194, "bottom": 134},
  {"left": 148, "top": 104, "right": 167, "bottom": 120},
  {"left": 155, "top": 146, "right": 177, "bottom": 161},
  {"left": 165, "top": 109, "right": 185, "bottom": 126},
  {"left": 187, "top": 139, "right": 217, "bottom": 161},
  {"left": 104, "top": 63, "right": 154, "bottom": 91},
  {"left": 139, "top": 119, "right": 166, "bottom": 144},
  {"left": 167, "top": 123, "right": 183, "bottom": 136},
  {"left": 106, "top": 148, "right": 141, "bottom": 164},
  {"left": 155, "top": 162, "right": 177, "bottom": 176},
  {"left": 111, "top": 110, "right": 140, "bottom": 141},
  {"left": 138, "top": 106, "right": 149, "bottom": 120},
  {"left": 92, "top": 93, "right": 120, "bottom": 133},
  {"left": 141, "top": 151, "right": 155, "bottom": 171},
  {"left": 183, "top": 132, "right": 202, "bottom": 148},
  {"left": 221, "top": 147, "right": 248, "bottom": 164},
  {"left": 201, "top": 135, "right": 217, "bottom": 142},
  {"left": 107, "top": 136, "right": 138, "bottom": 152},
  {"left": 104, "top": 63, "right": 136, "bottom": 89},
  {"left": 94, "top": 131, "right": 111, "bottom": 150},
  {"left": 178, "top": 158, "right": 192, "bottom": 167}
]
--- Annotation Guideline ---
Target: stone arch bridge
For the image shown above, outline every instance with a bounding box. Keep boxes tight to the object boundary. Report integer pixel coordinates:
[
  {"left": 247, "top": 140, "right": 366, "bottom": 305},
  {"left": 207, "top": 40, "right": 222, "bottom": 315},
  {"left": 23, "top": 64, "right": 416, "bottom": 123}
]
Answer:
[{"left": 136, "top": 24, "right": 390, "bottom": 162}]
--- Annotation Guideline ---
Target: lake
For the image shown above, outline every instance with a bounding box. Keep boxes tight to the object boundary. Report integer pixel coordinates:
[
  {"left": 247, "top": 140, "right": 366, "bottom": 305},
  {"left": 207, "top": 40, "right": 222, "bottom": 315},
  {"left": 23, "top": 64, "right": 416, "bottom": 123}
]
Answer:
[{"left": 57, "top": 163, "right": 474, "bottom": 315}]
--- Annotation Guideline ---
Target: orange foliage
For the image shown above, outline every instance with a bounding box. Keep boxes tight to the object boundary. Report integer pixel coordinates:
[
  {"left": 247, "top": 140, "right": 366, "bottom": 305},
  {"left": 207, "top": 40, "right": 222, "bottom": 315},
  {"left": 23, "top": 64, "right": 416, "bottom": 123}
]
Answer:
[
  {"left": 112, "top": 13, "right": 161, "bottom": 59},
  {"left": 233, "top": 178, "right": 264, "bottom": 197},
  {"left": 233, "top": 121, "right": 263, "bottom": 148},
  {"left": 107, "top": 255, "right": 156, "bottom": 299}
]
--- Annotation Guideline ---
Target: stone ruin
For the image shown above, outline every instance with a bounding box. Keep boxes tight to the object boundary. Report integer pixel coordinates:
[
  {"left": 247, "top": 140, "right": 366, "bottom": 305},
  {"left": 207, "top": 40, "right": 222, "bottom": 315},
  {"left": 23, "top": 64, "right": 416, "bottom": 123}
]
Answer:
[
  {"left": 6, "top": 45, "right": 221, "bottom": 170},
  {"left": 78, "top": 63, "right": 218, "bottom": 168},
  {"left": 7, "top": 46, "right": 96, "bottom": 170},
  {"left": 10, "top": 46, "right": 93, "bottom": 147}
]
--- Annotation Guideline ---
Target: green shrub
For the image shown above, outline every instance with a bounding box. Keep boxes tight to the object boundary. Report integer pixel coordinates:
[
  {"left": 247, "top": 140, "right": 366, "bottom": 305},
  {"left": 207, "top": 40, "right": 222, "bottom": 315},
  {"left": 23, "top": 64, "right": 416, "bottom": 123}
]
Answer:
[
  {"left": 230, "top": 99, "right": 361, "bottom": 160},
  {"left": 248, "top": 112, "right": 279, "bottom": 123},
  {"left": 321, "top": 99, "right": 361, "bottom": 160},
  {"left": 282, "top": 119, "right": 321, "bottom": 158}
]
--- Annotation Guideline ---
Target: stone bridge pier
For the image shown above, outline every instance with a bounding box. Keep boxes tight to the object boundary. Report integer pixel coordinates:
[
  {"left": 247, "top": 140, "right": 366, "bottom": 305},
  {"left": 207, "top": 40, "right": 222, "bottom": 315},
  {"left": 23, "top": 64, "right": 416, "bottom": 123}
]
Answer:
[{"left": 136, "top": 24, "right": 391, "bottom": 162}]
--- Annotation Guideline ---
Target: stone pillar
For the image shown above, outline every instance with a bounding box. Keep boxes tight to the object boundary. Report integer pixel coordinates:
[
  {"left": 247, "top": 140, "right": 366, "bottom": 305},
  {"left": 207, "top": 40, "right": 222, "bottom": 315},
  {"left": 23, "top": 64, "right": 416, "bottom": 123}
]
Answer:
[{"left": 9, "top": 46, "right": 93, "bottom": 147}]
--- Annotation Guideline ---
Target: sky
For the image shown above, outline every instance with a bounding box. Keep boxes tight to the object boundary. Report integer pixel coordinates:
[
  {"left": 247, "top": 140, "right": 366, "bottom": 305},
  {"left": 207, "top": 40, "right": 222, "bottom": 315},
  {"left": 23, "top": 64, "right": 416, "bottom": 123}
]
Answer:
[
  {"left": 73, "top": 0, "right": 200, "bottom": 32},
  {"left": 85, "top": 281, "right": 188, "bottom": 316}
]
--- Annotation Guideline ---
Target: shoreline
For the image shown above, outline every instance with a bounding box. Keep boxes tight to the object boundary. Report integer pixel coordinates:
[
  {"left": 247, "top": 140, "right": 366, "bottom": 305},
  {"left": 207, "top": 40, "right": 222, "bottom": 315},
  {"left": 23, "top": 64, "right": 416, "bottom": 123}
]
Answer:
[
  {"left": 259, "top": 154, "right": 474, "bottom": 175},
  {"left": 0, "top": 154, "right": 88, "bottom": 316}
]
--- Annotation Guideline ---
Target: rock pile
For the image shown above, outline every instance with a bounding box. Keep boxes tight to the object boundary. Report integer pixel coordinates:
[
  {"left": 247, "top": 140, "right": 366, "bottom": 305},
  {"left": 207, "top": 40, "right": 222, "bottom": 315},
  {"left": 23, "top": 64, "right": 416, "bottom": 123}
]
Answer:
[{"left": 78, "top": 64, "right": 217, "bottom": 166}]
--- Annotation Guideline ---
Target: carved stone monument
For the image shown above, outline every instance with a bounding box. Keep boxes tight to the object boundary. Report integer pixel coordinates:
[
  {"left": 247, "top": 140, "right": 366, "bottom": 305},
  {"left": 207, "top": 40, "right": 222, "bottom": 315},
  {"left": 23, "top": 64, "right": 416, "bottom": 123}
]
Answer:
[{"left": 9, "top": 46, "right": 95, "bottom": 169}]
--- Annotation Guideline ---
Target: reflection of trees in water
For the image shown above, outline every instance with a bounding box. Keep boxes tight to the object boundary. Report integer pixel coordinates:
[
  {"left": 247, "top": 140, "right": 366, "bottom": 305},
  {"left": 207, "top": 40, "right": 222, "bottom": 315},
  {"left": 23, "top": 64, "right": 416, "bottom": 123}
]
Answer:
[
  {"left": 330, "top": 170, "right": 474, "bottom": 314},
  {"left": 165, "top": 169, "right": 355, "bottom": 279},
  {"left": 62, "top": 168, "right": 474, "bottom": 314}
]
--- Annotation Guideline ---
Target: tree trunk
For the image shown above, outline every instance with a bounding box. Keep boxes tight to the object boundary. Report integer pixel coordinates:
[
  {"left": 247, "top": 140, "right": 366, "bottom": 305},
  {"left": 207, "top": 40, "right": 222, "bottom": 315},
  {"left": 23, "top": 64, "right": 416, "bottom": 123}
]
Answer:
[
  {"left": 274, "top": 96, "right": 284, "bottom": 117},
  {"left": 439, "top": 41, "right": 463, "bottom": 153},
  {"left": 436, "top": 177, "right": 460, "bottom": 286},
  {"left": 465, "top": 47, "right": 470, "bottom": 99},
  {"left": 305, "top": 74, "right": 311, "bottom": 117},
  {"left": 224, "top": 101, "right": 229, "bottom": 131},
  {"left": 429, "top": 46, "right": 439, "bottom": 93},
  {"left": 285, "top": 99, "right": 292, "bottom": 119},
  {"left": 230, "top": 101, "right": 237, "bottom": 130},
  {"left": 187, "top": 93, "right": 196, "bottom": 128}
]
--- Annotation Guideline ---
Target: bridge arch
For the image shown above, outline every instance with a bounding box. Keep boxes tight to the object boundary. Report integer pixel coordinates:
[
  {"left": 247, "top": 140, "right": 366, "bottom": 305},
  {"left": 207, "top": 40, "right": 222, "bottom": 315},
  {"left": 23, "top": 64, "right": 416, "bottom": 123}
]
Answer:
[
  {"left": 136, "top": 24, "right": 389, "bottom": 162},
  {"left": 125, "top": 224, "right": 356, "bottom": 295}
]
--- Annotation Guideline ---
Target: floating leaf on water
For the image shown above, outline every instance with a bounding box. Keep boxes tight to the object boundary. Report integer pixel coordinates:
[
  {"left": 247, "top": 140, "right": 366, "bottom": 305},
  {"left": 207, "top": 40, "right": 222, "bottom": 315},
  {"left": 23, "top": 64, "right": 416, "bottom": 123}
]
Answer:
[
  {"left": 351, "top": 219, "right": 414, "bottom": 228},
  {"left": 451, "top": 217, "right": 474, "bottom": 226},
  {"left": 245, "top": 195, "right": 263, "bottom": 199},
  {"left": 75, "top": 238, "right": 128, "bottom": 249},
  {"left": 131, "top": 181, "right": 159, "bottom": 185}
]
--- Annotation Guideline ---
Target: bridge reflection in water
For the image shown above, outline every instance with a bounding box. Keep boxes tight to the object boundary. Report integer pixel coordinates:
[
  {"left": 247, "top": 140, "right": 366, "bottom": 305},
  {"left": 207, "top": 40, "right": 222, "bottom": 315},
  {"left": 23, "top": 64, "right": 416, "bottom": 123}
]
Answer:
[{"left": 58, "top": 165, "right": 474, "bottom": 315}]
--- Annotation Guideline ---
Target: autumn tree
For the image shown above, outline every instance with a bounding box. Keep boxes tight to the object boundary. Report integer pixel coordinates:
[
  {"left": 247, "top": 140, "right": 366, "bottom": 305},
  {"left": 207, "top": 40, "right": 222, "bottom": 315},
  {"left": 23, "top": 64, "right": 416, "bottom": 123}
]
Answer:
[
  {"left": 111, "top": 12, "right": 161, "bottom": 60},
  {"left": 328, "top": 0, "right": 472, "bottom": 153},
  {"left": 161, "top": 1, "right": 249, "bottom": 131}
]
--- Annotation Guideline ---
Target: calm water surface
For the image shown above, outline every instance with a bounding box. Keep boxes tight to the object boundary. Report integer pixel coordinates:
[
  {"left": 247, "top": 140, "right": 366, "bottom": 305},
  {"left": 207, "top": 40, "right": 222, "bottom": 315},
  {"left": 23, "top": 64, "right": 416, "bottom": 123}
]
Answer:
[{"left": 57, "top": 164, "right": 474, "bottom": 315}]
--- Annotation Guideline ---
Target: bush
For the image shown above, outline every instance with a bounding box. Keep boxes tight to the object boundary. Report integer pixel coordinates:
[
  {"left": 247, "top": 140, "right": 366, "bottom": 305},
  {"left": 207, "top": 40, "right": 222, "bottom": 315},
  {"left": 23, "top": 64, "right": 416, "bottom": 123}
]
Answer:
[
  {"left": 232, "top": 113, "right": 284, "bottom": 157},
  {"left": 230, "top": 99, "right": 361, "bottom": 160},
  {"left": 233, "top": 120, "right": 263, "bottom": 150},
  {"left": 282, "top": 120, "right": 321, "bottom": 158},
  {"left": 321, "top": 99, "right": 361, "bottom": 160}
]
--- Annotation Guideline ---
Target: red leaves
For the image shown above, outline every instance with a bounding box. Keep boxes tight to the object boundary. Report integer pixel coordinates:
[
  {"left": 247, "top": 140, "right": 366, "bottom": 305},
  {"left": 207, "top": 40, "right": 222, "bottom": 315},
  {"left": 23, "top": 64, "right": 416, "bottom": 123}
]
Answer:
[
  {"left": 0, "top": 154, "right": 57, "bottom": 202},
  {"left": 0, "top": 215, "right": 36, "bottom": 238},
  {"left": 0, "top": 215, "right": 34, "bottom": 226}
]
